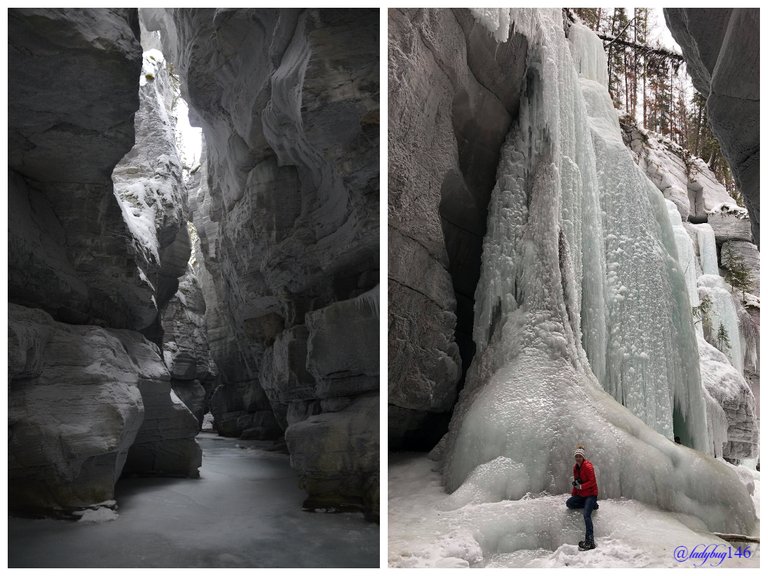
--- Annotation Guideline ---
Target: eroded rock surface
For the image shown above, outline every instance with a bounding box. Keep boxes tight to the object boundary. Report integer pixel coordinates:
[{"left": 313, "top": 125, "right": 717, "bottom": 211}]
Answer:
[
  {"left": 118, "top": 330, "right": 202, "bottom": 477},
  {"left": 8, "top": 9, "right": 202, "bottom": 515},
  {"left": 8, "top": 9, "right": 157, "bottom": 330},
  {"left": 112, "top": 48, "right": 191, "bottom": 343},
  {"left": 388, "top": 8, "right": 528, "bottom": 448},
  {"left": 9, "top": 304, "right": 145, "bottom": 513},
  {"left": 665, "top": 8, "right": 760, "bottom": 245},
  {"left": 144, "top": 8, "right": 380, "bottom": 515}
]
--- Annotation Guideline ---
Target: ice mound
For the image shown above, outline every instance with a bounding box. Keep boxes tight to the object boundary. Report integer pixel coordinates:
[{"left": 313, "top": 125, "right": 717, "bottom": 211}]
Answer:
[{"left": 391, "top": 455, "right": 759, "bottom": 568}]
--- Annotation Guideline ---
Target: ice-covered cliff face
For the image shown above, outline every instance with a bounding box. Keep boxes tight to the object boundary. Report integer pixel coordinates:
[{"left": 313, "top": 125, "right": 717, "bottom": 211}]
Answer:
[
  {"left": 388, "top": 8, "right": 529, "bottom": 449},
  {"left": 664, "top": 9, "right": 760, "bottom": 245},
  {"left": 623, "top": 126, "right": 734, "bottom": 223},
  {"left": 628, "top": 127, "right": 759, "bottom": 464},
  {"left": 144, "top": 8, "right": 380, "bottom": 518},
  {"left": 432, "top": 10, "right": 755, "bottom": 534}
]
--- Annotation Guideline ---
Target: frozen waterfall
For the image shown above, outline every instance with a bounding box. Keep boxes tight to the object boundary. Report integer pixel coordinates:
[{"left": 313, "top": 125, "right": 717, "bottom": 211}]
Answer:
[{"left": 441, "top": 9, "right": 755, "bottom": 535}]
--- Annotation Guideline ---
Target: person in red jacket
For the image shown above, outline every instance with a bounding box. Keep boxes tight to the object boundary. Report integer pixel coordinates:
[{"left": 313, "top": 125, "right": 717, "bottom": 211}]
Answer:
[{"left": 566, "top": 445, "right": 599, "bottom": 550}]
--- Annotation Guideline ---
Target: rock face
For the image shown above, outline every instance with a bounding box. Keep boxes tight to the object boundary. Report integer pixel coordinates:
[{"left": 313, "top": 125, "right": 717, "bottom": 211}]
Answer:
[
  {"left": 388, "top": 8, "right": 528, "bottom": 449},
  {"left": 112, "top": 48, "right": 191, "bottom": 343},
  {"left": 161, "top": 244, "right": 219, "bottom": 426},
  {"left": 118, "top": 330, "right": 202, "bottom": 477},
  {"left": 623, "top": 125, "right": 734, "bottom": 222},
  {"left": 8, "top": 9, "right": 202, "bottom": 515},
  {"left": 664, "top": 8, "right": 760, "bottom": 245},
  {"left": 8, "top": 9, "right": 157, "bottom": 330},
  {"left": 9, "top": 305, "right": 145, "bottom": 513},
  {"left": 707, "top": 203, "right": 753, "bottom": 244},
  {"left": 144, "top": 8, "right": 380, "bottom": 516}
]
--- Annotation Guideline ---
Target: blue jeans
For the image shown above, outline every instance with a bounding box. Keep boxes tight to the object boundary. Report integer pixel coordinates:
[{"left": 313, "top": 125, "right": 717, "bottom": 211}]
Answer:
[{"left": 566, "top": 495, "right": 597, "bottom": 540}]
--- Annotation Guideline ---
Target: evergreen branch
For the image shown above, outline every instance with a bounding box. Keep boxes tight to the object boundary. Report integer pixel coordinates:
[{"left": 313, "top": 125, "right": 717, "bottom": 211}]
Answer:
[{"left": 596, "top": 34, "right": 684, "bottom": 62}]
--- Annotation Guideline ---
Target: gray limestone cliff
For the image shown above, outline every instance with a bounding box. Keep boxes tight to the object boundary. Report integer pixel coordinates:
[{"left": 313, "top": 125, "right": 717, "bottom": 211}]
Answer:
[
  {"left": 8, "top": 8, "right": 200, "bottom": 515},
  {"left": 664, "top": 8, "right": 760, "bottom": 245},
  {"left": 144, "top": 8, "right": 380, "bottom": 518}
]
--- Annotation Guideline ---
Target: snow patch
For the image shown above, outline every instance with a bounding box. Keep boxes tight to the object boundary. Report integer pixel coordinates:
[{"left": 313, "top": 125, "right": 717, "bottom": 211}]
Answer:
[
  {"left": 75, "top": 507, "right": 119, "bottom": 523},
  {"left": 389, "top": 455, "right": 759, "bottom": 568}
]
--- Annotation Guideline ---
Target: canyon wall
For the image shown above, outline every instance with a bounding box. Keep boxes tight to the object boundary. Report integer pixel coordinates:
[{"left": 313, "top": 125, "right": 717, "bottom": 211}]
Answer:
[
  {"left": 388, "top": 8, "right": 528, "bottom": 449},
  {"left": 144, "top": 8, "right": 380, "bottom": 517},
  {"left": 665, "top": 8, "right": 760, "bottom": 245},
  {"left": 8, "top": 8, "right": 200, "bottom": 514}
]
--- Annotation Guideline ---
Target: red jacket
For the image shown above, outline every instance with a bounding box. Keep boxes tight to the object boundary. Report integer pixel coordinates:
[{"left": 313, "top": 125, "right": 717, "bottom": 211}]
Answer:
[{"left": 572, "top": 459, "right": 598, "bottom": 497}]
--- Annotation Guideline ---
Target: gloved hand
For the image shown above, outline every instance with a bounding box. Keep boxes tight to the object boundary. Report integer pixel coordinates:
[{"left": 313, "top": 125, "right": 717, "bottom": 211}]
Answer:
[{"left": 572, "top": 480, "right": 581, "bottom": 487}]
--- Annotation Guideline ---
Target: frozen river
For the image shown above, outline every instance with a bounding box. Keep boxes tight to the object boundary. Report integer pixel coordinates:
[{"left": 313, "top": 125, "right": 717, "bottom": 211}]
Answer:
[{"left": 9, "top": 433, "right": 379, "bottom": 568}]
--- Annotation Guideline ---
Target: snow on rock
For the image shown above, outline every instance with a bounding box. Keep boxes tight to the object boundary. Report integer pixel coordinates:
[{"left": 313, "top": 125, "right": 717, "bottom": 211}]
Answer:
[
  {"left": 439, "top": 12, "right": 755, "bottom": 535},
  {"left": 389, "top": 455, "right": 759, "bottom": 568},
  {"left": 707, "top": 203, "right": 753, "bottom": 244},
  {"left": 624, "top": 125, "right": 734, "bottom": 222},
  {"left": 729, "top": 464, "right": 760, "bottom": 520},
  {"left": 75, "top": 507, "right": 119, "bottom": 524},
  {"left": 8, "top": 304, "right": 144, "bottom": 513},
  {"left": 698, "top": 335, "right": 758, "bottom": 462}
]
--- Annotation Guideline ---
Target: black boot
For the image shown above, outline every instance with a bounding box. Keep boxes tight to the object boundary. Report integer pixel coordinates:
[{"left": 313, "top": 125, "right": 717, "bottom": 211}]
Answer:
[{"left": 578, "top": 537, "right": 596, "bottom": 551}]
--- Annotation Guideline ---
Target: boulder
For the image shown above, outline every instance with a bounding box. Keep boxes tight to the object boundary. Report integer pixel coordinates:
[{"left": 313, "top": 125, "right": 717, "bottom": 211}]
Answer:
[
  {"left": 286, "top": 395, "right": 379, "bottom": 520},
  {"left": 9, "top": 304, "right": 144, "bottom": 513}
]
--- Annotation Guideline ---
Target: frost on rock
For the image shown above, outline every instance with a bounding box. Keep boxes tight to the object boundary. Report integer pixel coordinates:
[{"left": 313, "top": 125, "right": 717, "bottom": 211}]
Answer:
[
  {"left": 440, "top": 12, "right": 755, "bottom": 535},
  {"left": 625, "top": 125, "right": 734, "bottom": 222},
  {"left": 698, "top": 334, "right": 758, "bottom": 461}
]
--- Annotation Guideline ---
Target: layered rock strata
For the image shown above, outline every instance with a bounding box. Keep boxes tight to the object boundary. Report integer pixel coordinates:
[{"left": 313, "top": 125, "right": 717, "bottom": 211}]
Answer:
[
  {"left": 144, "top": 8, "right": 380, "bottom": 516},
  {"left": 8, "top": 8, "right": 201, "bottom": 514}
]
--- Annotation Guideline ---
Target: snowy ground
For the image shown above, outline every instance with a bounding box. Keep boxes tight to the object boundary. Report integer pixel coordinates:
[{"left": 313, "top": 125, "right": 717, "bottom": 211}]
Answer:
[
  {"left": 9, "top": 434, "right": 378, "bottom": 568},
  {"left": 389, "top": 454, "right": 759, "bottom": 568}
]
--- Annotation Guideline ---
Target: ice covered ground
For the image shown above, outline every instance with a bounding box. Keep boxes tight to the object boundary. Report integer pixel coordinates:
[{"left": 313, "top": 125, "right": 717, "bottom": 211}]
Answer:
[
  {"left": 389, "top": 454, "right": 759, "bottom": 568},
  {"left": 9, "top": 434, "right": 378, "bottom": 568}
]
